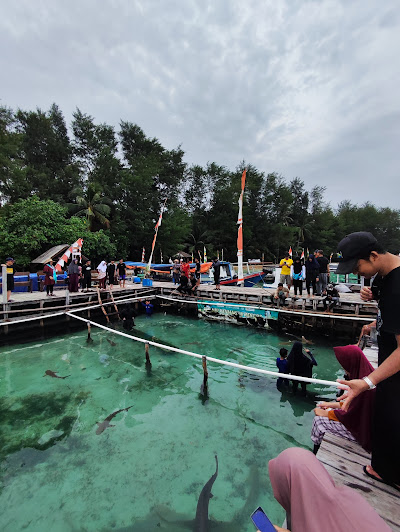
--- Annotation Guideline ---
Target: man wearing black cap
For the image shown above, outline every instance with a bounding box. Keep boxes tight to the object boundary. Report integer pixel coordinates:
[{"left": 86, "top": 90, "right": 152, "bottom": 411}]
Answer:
[{"left": 337, "top": 231, "right": 400, "bottom": 489}]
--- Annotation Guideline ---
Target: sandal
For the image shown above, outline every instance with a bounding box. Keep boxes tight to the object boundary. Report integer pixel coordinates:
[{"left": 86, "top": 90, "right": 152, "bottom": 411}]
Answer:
[{"left": 363, "top": 466, "right": 400, "bottom": 491}]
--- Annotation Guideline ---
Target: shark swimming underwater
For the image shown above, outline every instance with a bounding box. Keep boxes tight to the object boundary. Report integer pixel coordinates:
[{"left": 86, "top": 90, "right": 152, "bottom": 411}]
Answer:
[
  {"left": 96, "top": 406, "right": 133, "bottom": 435},
  {"left": 195, "top": 455, "right": 218, "bottom": 532}
]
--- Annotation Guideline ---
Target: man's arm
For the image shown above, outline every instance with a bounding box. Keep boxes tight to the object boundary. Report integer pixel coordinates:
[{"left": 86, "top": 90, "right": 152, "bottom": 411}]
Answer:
[{"left": 339, "top": 334, "right": 400, "bottom": 410}]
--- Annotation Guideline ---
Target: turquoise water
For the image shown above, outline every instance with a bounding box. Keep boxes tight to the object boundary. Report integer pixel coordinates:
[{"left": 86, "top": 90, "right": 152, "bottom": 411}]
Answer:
[{"left": 0, "top": 314, "right": 343, "bottom": 531}]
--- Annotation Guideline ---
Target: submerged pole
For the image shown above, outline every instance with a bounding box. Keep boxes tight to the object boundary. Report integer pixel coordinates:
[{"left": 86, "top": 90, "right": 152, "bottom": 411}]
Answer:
[
  {"left": 202, "top": 355, "right": 208, "bottom": 387},
  {"left": 87, "top": 321, "right": 91, "bottom": 341},
  {"left": 145, "top": 342, "right": 151, "bottom": 364}
]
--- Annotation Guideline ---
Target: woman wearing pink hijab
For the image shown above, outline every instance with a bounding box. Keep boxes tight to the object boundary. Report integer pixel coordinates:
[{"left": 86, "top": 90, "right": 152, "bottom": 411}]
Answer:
[
  {"left": 311, "top": 345, "right": 375, "bottom": 454},
  {"left": 268, "top": 447, "right": 390, "bottom": 532}
]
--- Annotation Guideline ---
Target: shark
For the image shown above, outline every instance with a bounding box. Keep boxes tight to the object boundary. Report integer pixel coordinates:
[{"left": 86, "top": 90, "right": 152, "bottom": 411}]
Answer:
[
  {"left": 96, "top": 406, "right": 133, "bottom": 435},
  {"left": 43, "top": 370, "right": 70, "bottom": 379},
  {"left": 153, "top": 458, "right": 261, "bottom": 532}
]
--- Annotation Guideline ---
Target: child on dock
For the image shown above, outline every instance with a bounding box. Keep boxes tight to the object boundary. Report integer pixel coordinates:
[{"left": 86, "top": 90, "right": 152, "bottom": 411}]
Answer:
[{"left": 276, "top": 348, "right": 289, "bottom": 388}]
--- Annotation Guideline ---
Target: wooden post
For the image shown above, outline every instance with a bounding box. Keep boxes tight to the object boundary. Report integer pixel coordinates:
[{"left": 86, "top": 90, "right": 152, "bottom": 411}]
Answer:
[
  {"left": 145, "top": 343, "right": 151, "bottom": 363},
  {"left": 97, "top": 287, "right": 110, "bottom": 323},
  {"left": 1, "top": 264, "right": 8, "bottom": 322},
  {"left": 87, "top": 321, "right": 92, "bottom": 341},
  {"left": 202, "top": 355, "right": 208, "bottom": 386},
  {"left": 109, "top": 289, "right": 120, "bottom": 319}
]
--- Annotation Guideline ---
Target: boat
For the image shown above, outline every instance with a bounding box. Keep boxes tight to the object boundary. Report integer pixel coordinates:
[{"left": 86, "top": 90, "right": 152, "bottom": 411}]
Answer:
[{"left": 125, "top": 261, "right": 267, "bottom": 287}]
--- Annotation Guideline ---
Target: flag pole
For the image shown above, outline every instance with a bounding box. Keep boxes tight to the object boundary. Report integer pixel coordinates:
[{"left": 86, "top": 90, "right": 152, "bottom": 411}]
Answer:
[
  {"left": 237, "top": 169, "right": 247, "bottom": 286},
  {"left": 147, "top": 198, "right": 167, "bottom": 275}
]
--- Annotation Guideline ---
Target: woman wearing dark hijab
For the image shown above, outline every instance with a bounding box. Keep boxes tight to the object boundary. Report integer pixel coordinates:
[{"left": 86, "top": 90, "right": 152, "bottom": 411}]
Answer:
[
  {"left": 305, "top": 253, "right": 319, "bottom": 296},
  {"left": 292, "top": 256, "right": 304, "bottom": 296},
  {"left": 311, "top": 345, "right": 375, "bottom": 454},
  {"left": 287, "top": 341, "right": 317, "bottom": 395},
  {"left": 67, "top": 259, "right": 80, "bottom": 292}
]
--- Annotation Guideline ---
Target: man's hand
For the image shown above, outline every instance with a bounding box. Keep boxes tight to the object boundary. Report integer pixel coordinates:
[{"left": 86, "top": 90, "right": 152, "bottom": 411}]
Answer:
[
  {"left": 360, "top": 287, "right": 374, "bottom": 301},
  {"left": 336, "top": 378, "right": 369, "bottom": 410}
]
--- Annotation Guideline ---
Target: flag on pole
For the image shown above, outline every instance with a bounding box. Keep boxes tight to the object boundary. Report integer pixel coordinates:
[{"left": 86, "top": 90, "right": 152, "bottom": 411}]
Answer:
[
  {"left": 306, "top": 248, "right": 310, "bottom": 257},
  {"left": 237, "top": 169, "right": 247, "bottom": 285},
  {"left": 300, "top": 249, "right": 305, "bottom": 260},
  {"left": 141, "top": 247, "right": 145, "bottom": 262},
  {"left": 217, "top": 250, "right": 220, "bottom": 260},
  {"left": 204, "top": 246, "right": 207, "bottom": 263},
  {"left": 191, "top": 251, "right": 194, "bottom": 262},
  {"left": 329, "top": 252, "right": 333, "bottom": 262},
  {"left": 288, "top": 246, "right": 292, "bottom": 257},
  {"left": 56, "top": 238, "right": 83, "bottom": 272},
  {"left": 147, "top": 199, "right": 167, "bottom": 273}
]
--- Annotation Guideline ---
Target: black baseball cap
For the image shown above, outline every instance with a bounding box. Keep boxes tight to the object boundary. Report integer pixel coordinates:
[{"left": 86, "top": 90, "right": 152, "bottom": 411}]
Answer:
[{"left": 336, "top": 232, "right": 378, "bottom": 274}]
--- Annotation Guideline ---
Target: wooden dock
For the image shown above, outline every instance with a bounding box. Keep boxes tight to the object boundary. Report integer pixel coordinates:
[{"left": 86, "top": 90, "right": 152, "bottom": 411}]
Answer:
[
  {"left": 318, "top": 434, "right": 399, "bottom": 530},
  {"left": 1, "top": 280, "right": 377, "bottom": 340}
]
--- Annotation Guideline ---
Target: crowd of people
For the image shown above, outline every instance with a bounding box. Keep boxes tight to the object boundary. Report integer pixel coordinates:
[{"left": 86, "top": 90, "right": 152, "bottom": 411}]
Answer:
[
  {"left": 276, "top": 250, "right": 340, "bottom": 311},
  {"left": 171, "top": 256, "right": 203, "bottom": 295}
]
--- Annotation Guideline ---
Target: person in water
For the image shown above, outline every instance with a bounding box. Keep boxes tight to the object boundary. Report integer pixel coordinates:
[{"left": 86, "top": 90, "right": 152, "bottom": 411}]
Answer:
[
  {"left": 141, "top": 299, "right": 154, "bottom": 316},
  {"left": 287, "top": 341, "right": 317, "bottom": 395},
  {"left": 336, "top": 231, "right": 400, "bottom": 490},
  {"left": 311, "top": 345, "right": 375, "bottom": 455},
  {"left": 120, "top": 304, "right": 136, "bottom": 330},
  {"left": 267, "top": 447, "right": 391, "bottom": 532},
  {"left": 276, "top": 348, "right": 289, "bottom": 388}
]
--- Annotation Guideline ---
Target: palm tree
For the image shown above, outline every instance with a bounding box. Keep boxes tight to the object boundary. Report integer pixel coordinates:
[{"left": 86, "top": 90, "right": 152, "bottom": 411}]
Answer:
[{"left": 69, "top": 184, "right": 112, "bottom": 231}]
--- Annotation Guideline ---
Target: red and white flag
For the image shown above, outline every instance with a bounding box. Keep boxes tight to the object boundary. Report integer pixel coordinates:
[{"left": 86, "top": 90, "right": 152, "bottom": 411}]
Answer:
[
  {"left": 141, "top": 247, "right": 145, "bottom": 262},
  {"left": 288, "top": 246, "right": 293, "bottom": 257},
  {"left": 237, "top": 169, "right": 247, "bottom": 285},
  {"left": 300, "top": 249, "right": 305, "bottom": 260}
]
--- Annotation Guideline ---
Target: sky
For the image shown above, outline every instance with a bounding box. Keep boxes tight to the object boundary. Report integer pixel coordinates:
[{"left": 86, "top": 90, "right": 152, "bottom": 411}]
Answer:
[{"left": 1, "top": 0, "right": 399, "bottom": 209}]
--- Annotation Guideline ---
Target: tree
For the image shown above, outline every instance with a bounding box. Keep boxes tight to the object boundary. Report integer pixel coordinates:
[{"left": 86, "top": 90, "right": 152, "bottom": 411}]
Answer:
[{"left": 69, "top": 183, "right": 112, "bottom": 231}]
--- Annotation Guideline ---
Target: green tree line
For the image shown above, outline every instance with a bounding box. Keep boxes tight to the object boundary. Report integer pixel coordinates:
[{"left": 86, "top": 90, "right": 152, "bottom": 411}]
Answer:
[{"left": 1, "top": 103, "right": 399, "bottom": 267}]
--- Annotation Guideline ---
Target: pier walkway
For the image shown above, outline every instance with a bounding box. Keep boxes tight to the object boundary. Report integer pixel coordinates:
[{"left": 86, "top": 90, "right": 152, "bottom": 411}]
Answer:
[{"left": 318, "top": 345, "right": 399, "bottom": 531}]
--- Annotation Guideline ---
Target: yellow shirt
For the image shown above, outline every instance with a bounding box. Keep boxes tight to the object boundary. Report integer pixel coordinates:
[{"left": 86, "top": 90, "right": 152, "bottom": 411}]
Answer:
[{"left": 280, "top": 258, "right": 293, "bottom": 275}]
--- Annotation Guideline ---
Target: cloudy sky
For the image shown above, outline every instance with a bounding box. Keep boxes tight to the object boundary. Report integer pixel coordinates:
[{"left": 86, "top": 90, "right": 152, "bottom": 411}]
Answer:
[{"left": 1, "top": 0, "right": 399, "bottom": 208}]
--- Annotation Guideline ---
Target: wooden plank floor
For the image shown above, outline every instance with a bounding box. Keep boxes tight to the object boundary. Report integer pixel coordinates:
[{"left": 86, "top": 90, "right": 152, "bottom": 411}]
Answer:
[{"left": 318, "top": 433, "right": 399, "bottom": 530}]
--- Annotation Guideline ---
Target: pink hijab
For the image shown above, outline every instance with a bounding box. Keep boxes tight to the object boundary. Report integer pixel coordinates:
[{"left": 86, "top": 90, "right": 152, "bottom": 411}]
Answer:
[
  {"left": 269, "top": 447, "right": 391, "bottom": 532},
  {"left": 333, "top": 345, "right": 375, "bottom": 452}
]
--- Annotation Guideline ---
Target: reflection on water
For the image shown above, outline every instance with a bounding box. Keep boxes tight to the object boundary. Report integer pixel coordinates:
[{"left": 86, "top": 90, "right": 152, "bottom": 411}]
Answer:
[{"left": 0, "top": 314, "right": 342, "bottom": 531}]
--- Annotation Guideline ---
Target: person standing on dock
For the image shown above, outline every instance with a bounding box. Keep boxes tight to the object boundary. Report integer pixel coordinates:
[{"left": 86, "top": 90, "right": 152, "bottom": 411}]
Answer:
[
  {"left": 67, "top": 259, "right": 80, "bottom": 292},
  {"left": 212, "top": 257, "right": 221, "bottom": 290},
  {"left": 171, "top": 259, "right": 181, "bottom": 284},
  {"left": 43, "top": 259, "right": 57, "bottom": 296},
  {"left": 81, "top": 260, "right": 92, "bottom": 292},
  {"left": 292, "top": 256, "right": 304, "bottom": 296},
  {"left": 97, "top": 261, "right": 107, "bottom": 290},
  {"left": 117, "top": 259, "right": 126, "bottom": 288},
  {"left": 279, "top": 253, "right": 293, "bottom": 288},
  {"left": 336, "top": 231, "right": 400, "bottom": 490},
  {"left": 107, "top": 260, "right": 117, "bottom": 290},
  {"left": 315, "top": 250, "right": 330, "bottom": 295},
  {"left": 305, "top": 254, "right": 319, "bottom": 297}
]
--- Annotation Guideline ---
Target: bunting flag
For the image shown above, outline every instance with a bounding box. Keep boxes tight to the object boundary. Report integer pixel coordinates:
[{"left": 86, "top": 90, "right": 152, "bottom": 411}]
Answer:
[
  {"left": 288, "top": 246, "right": 293, "bottom": 257},
  {"left": 300, "top": 249, "right": 305, "bottom": 260},
  {"left": 56, "top": 238, "right": 83, "bottom": 272},
  {"left": 141, "top": 247, "right": 145, "bottom": 262},
  {"left": 147, "top": 199, "right": 167, "bottom": 273},
  {"left": 237, "top": 169, "right": 247, "bottom": 285},
  {"left": 204, "top": 246, "right": 207, "bottom": 263}
]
